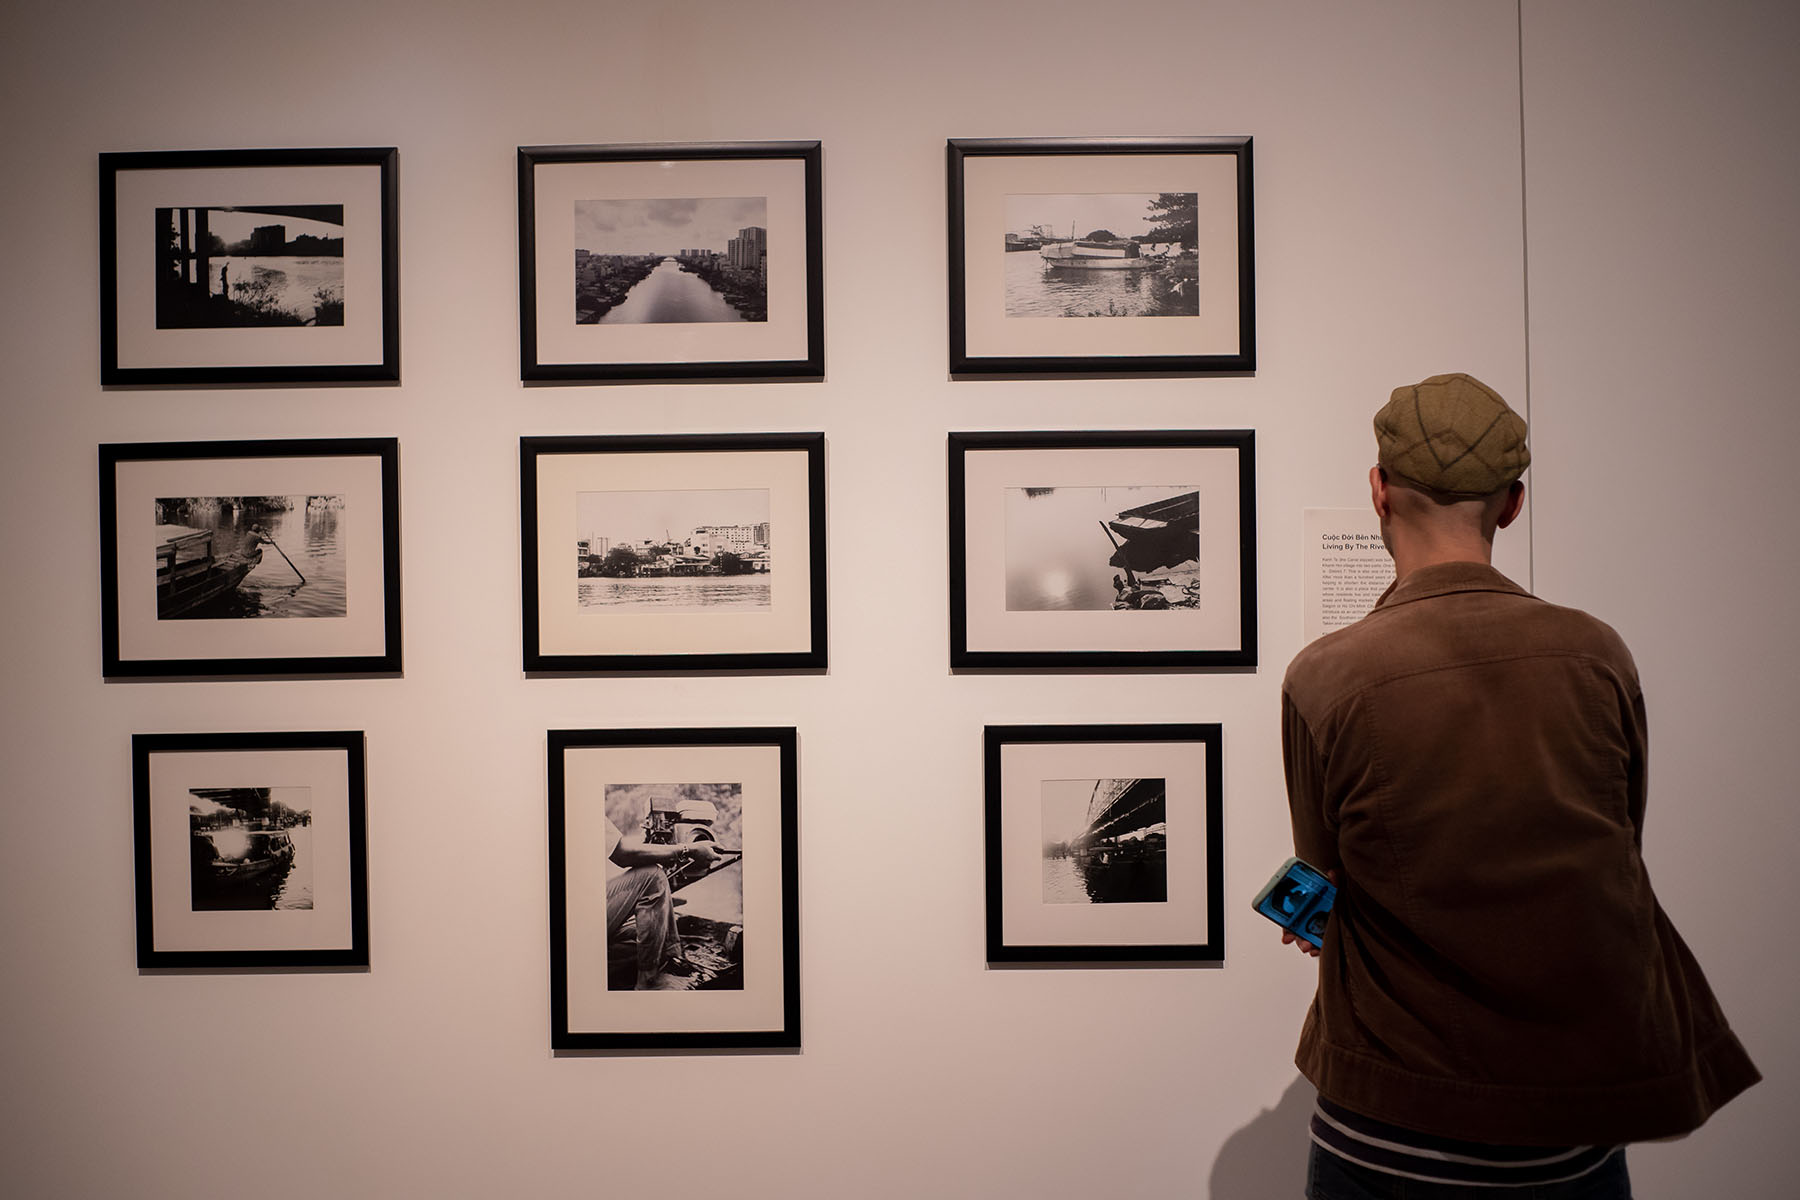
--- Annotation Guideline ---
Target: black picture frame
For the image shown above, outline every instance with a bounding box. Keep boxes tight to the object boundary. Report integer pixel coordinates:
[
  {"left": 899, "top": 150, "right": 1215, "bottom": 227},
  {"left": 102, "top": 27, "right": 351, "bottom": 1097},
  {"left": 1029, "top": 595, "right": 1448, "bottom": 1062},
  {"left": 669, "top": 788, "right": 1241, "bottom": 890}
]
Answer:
[
  {"left": 548, "top": 727, "right": 800, "bottom": 1050},
  {"left": 985, "top": 723, "right": 1223, "bottom": 964},
  {"left": 133, "top": 730, "right": 369, "bottom": 969},
  {"left": 521, "top": 433, "right": 826, "bottom": 672},
  {"left": 947, "top": 136, "right": 1254, "bottom": 376},
  {"left": 99, "top": 437, "right": 402, "bottom": 678},
  {"left": 100, "top": 147, "right": 399, "bottom": 385},
  {"left": 519, "top": 141, "right": 824, "bottom": 382},
  {"left": 948, "top": 430, "right": 1257, "bottom": 670}
]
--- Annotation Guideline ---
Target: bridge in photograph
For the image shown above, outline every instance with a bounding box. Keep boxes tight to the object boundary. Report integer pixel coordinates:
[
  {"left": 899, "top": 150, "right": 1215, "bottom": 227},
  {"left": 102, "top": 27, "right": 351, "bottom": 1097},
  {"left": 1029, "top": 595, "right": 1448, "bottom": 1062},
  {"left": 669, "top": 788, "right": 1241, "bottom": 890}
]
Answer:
[{"left": 1072, "top": 778, "right": 1165, "bottom": 849}]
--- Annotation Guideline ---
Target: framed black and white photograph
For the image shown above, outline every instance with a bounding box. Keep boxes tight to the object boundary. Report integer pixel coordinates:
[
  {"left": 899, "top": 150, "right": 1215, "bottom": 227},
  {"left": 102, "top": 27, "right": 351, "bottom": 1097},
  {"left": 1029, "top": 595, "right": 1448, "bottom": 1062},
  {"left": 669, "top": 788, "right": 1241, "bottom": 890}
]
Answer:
[
  {"left": 100, "top": 148, "right": 399, "bottom": 385},
  {"left": 947, "top": 137, "right": 1253, "bottom": 376},
  {"left": 133, "top": 731, "right": 368, "bottom": 969},
  {"left": 985, "top": 723, "right": 1222, "bottom": 963},
  {"left": 519, "top": 142, "right": 823, "bottom": 381},
  {"left": 949, "top": 431, "right": 1256, "bottom": 669},
  {"left": 548, "top": 727, "right": 799, "bottom": 1050},
  {"left": 521, "top": 433, "right": 825, "bottom": 672},
  {"left": 99, "top": 438, "right": 401, "bottom": 678}
]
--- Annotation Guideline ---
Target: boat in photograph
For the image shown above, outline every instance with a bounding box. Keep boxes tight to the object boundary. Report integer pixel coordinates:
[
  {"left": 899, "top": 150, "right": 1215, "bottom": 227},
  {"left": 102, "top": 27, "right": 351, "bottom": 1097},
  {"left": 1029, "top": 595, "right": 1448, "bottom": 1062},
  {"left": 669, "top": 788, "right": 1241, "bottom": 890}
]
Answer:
[
  {"left": 194, "top": 827, "right": 297, "bottom": 883},
  {"left": 1038, "top": 238, "right": 1167, "bottom": 270},
  {"left": 154, "top": 525, "right": 263, "bottom": 618},
  {"left": 1096, "top": 491, "right": 1202, "bottom": 610}
]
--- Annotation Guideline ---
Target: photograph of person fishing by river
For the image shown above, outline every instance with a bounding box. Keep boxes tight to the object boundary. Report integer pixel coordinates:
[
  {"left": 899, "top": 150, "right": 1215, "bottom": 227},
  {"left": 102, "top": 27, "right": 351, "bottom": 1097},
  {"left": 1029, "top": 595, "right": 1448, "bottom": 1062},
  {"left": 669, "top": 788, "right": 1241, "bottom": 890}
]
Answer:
[
  {"left": 576, "top": 488, "right": 771, "bottom": 612},
  {"left": 154, "top": 204, "right": 344, "bottom": 328},
  {"left": 573, "top": 197, "right": 768, "bottom": 325},
  {"left": 188, "top": 785, "right": 313, "bottom": 912},
  {"left": 1004, "top": 484, "right": 1201, "bottom": 612},
  {"left": 603, "top": 783, "right": 745, "bottom": 992},
  {"left": 1003, "top": 192, "right": 1198, "bottom": 319},
  {"left": 1041, "top": 777, "right": 1168, "bottom": 905},
  {"left": 154, "top": 494, "right": 347, "bottom": 620}
]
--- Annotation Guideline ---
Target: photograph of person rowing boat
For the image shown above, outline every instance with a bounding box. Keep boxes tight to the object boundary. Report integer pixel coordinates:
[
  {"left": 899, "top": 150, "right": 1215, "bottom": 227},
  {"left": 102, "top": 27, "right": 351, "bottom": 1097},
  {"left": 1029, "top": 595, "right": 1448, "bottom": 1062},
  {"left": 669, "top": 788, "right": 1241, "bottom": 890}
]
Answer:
[
  {"left": 1002, "top": 191, "right": 1198, "bottom": 318},
  {"left": 1004, "top": 484, "right": 1201, "bottom": 611},
  {"left": 153, "top": 495, "right": 347, "bottom": 620},
  {"left": 602, "top": 783, "right": 746, "bottom": 992}
]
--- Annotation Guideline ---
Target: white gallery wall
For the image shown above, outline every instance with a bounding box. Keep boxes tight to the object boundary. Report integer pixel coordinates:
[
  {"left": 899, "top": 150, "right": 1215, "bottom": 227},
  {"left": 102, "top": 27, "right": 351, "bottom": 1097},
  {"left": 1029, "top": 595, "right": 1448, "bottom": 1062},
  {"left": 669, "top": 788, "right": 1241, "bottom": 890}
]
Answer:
[{"left": 0, "top": 0, "right": 1792, "bottom": 1195}]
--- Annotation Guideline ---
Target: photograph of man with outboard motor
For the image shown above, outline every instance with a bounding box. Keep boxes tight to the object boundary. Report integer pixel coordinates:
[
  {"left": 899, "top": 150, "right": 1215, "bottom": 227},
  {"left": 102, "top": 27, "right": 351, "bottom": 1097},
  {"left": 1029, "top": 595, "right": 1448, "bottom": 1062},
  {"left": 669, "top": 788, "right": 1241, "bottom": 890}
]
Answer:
[{"left": 601, "top": 783, "right": 745, "bottom": 992}]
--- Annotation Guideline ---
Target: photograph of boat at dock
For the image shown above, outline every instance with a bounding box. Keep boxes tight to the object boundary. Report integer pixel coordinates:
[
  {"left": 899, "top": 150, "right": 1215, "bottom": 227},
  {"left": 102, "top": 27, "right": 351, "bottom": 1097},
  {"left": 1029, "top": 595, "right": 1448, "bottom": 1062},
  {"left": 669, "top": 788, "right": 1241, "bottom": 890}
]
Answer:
[
  {"left": 1004, "top": 484, "right": 1200, "bottom": 611},
  {"left": 187, "top": 786, "right": 312, "bottom": 912},
  {"left": 1041, "top": 777, "right": 1167, "bottom": 905},
  {"left": 155, "top": 204, "right": 345, "bottom": 329},
  {"left": 1003, "top": 192, "right": 1197, "bottom": 318},
  {"left": 154, "top": 494, "right": 347, "bottom": 620},
  {"left": 574, "top": 197, "right": 767, "bottom": 325},
  {"left": 576, "top": 488, "right": 771, "bottom": 612},
  {"left": 603, "top": 783, "right": 745, "bottom": 992}
]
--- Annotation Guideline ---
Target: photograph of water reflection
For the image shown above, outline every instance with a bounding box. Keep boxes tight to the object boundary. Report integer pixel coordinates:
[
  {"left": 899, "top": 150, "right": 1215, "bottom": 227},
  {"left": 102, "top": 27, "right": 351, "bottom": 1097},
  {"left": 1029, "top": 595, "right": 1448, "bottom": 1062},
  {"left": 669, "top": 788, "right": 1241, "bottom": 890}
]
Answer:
[{"left": 1005, "top": 484, "right": 1200, "bottom": 612}]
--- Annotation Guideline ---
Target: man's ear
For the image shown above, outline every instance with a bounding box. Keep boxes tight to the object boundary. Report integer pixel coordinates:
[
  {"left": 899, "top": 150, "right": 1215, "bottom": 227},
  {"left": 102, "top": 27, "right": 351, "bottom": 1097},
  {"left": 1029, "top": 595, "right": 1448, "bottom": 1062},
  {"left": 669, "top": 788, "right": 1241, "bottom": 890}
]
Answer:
[
  {"left": 1369, "top": 465, "right": 1392, "bottom": 519},
  {"left": 1496, "top": 479, "right": 1525, "bottom": 529}
]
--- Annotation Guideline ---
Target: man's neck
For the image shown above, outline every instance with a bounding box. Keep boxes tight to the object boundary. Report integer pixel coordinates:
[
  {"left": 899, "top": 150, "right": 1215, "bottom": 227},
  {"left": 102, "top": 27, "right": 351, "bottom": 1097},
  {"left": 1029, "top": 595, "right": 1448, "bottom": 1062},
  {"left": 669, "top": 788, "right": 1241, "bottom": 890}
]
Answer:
[{"left": 1387, "top": 535, "right": 1494, "bottom": 583}]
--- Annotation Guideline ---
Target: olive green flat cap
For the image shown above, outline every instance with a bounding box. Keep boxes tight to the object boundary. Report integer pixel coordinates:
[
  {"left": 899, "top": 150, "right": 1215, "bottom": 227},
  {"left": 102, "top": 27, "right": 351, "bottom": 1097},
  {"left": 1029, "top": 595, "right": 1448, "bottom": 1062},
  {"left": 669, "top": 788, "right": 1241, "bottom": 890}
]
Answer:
[{"left": 1374, "top": 372, "right": 1530, "bottom": 497}]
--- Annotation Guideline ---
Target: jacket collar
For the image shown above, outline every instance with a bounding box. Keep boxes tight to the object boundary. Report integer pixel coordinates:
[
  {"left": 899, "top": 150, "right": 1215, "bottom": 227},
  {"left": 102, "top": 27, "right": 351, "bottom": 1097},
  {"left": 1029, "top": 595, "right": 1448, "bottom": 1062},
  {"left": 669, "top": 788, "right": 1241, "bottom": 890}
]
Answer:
[{"left": 1375, "top": 561, "right": 1530, "bottom": 609}]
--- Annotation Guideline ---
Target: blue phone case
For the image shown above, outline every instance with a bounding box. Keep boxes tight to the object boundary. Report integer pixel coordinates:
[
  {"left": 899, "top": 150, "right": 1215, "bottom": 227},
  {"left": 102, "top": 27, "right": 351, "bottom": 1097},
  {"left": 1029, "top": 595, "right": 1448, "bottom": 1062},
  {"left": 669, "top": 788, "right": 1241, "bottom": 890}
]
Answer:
[{"left": 1252, "top": 856, "right": 1336, "bottom": 948}]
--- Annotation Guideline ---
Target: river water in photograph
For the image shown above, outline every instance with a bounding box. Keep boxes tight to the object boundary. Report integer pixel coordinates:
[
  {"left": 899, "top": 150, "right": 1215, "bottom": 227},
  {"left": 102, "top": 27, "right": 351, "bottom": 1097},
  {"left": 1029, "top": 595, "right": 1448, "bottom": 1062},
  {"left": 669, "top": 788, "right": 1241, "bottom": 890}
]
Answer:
[
  {"left": 1005, "top": 485, "right": 1200, "bottom": 611},
  {"left": 579, "top": 576, "right": 771, "bottom": 611},
  {"left": 205, "top": 256, "right": 345, "bottom": 323},
  {"left": 1004, "top": 251, "right": 1197, "bottom": 319},
  {"left": 600, "top": 260, "right": 745, "bottom": 324},
  {"left": 164, "top": 503, "right": 348, "bottom": 619}
]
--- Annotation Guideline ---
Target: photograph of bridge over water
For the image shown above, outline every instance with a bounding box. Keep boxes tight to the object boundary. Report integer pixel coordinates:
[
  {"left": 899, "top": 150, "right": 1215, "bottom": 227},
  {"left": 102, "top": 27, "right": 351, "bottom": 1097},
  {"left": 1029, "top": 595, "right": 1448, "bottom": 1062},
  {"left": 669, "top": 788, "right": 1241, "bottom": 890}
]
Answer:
[
  {"left": 1002, "top": 192, "right": 1198, "bottom": 319},
  {"left": 154, "top": 204, "right": 345, "bottom": 328},
  {"left": 1041, "top": 777, "right": 1168, "bottom": 905},
  {"left": 1004, "top": 484, "right": 1201, "bottom": 612},
  {"left": 576, "top": 488, "right": 772, "bottom": 612},
  {"left": 574, "top": 197, "right": 768, "bottom": 325}
]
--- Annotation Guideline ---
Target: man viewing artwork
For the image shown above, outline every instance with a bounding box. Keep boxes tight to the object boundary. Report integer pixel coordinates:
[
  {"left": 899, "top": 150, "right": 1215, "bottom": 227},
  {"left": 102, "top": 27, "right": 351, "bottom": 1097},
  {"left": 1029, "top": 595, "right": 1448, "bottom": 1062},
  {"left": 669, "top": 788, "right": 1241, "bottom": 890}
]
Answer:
[{"left": 1278, "top": 373, "right": 1759, "bottom": 1197}]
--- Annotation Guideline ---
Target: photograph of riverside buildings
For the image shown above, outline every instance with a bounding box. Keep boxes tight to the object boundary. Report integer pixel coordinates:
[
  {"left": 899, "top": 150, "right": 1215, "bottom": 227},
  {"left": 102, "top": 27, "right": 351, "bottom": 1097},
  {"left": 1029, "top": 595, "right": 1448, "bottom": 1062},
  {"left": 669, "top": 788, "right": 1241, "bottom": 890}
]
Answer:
[
  {"left": 576, "top": 488, "right": 772, "bottom": 612},
  {"left": 573, "top": 197, "right": 768, "bottom": 324}
]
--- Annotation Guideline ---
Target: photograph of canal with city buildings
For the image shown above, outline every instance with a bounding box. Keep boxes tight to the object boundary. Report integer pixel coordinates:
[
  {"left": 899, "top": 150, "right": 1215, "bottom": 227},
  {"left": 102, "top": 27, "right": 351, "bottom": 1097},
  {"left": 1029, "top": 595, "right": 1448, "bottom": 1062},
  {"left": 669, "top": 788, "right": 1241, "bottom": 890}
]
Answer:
[
  {"left": 188, "top": 786, "right": 313, "bottom": 912},
  {"left": 1041, "top": 777, "right": 1168, "bottom": 905},
  {"left": 573, "top": 197, "right": 768, "bottom": 324},
  {"left": 155, "top": 204, "right": 345, "bottom": 328},
  {"left": 577, "top": 488, "right": 772, "bottom": 611},
  {"left": 1003, "top": 192, "right": 1197, "bottom": 319}
]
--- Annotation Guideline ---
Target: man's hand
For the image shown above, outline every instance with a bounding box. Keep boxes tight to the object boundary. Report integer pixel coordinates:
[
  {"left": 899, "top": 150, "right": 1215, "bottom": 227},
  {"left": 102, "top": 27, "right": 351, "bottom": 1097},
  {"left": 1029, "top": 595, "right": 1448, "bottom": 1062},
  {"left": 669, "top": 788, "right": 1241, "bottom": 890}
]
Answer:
[
  {"left": 680, "top": 842, "right": 723, "bottom": 867},
  {"left": 1281, "top": 929, "right": 1322, "bottom": 958},
  {"left": 1277, "top": 867, "right": 1337, "bottom": 958}
]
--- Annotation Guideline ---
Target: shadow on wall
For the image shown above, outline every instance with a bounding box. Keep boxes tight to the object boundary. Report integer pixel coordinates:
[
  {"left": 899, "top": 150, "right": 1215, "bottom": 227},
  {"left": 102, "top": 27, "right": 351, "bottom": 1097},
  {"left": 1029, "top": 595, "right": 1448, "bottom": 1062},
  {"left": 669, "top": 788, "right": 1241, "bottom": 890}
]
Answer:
[{"left": 1209, "top": 1075, "right": 1315, "bottom": 1199}]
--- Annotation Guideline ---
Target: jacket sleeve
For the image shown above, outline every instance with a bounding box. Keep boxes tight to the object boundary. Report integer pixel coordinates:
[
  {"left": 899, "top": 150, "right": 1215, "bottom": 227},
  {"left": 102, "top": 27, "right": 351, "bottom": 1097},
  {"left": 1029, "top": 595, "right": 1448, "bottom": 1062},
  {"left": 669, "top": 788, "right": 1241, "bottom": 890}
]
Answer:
[{"left": 1282, "top": 690, "right": 1340, "bottom": 871}]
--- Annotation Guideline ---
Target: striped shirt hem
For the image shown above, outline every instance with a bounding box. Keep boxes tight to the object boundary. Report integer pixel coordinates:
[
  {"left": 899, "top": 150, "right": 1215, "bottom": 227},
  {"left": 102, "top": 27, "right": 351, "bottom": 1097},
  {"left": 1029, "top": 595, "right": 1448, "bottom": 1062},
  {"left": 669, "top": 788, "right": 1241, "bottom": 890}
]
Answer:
[{"left": 1311, "top": 1098, "right": 1620, "bottom": 1187}]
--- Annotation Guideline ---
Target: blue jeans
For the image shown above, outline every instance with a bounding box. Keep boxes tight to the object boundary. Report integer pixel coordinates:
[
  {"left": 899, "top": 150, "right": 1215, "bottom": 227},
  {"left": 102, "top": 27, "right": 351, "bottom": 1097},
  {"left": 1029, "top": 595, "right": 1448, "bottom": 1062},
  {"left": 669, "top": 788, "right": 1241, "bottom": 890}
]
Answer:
[{"left": 1306, "top": 1145, "right": 1630, "bottom": 1199}]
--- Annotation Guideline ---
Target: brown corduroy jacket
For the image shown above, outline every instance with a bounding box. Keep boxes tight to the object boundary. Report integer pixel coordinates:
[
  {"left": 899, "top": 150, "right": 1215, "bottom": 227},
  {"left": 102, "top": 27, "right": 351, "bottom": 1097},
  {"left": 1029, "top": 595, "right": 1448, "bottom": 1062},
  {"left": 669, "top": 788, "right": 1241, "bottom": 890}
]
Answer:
[{"left": 1281, "top": 562, "right": 1759, "bottom": 1145}]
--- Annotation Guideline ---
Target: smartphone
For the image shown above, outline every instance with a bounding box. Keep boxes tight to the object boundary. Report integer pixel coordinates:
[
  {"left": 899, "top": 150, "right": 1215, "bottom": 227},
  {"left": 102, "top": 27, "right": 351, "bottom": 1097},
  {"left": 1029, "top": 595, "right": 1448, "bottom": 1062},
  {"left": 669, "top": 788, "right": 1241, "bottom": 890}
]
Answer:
[{"left": 1252, "top": 856, "right": 1336, "bottom": 949}]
